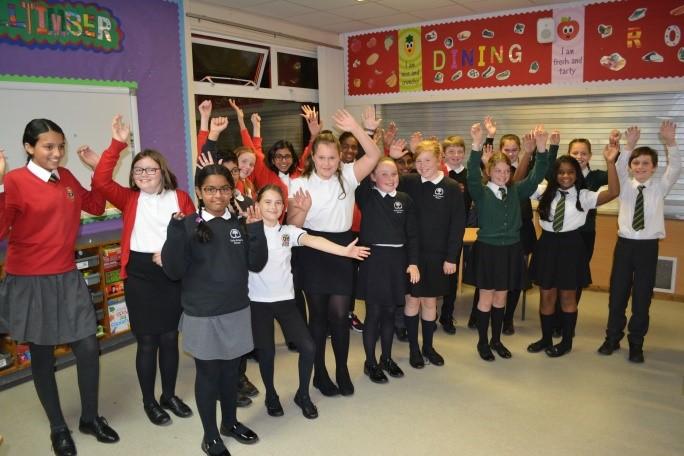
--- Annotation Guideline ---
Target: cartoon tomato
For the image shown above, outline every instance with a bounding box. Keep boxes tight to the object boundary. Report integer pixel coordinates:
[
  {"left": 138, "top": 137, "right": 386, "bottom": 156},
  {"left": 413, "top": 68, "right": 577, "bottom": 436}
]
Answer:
[
  {"left": 350, "top": 38, "right": 362, "bottom": 53},
  {"left": 557, "top": 17, "right": 579, "bottom": 41},
  {"left": 404, "top": 34, "right": 415, "bottom": 55}
]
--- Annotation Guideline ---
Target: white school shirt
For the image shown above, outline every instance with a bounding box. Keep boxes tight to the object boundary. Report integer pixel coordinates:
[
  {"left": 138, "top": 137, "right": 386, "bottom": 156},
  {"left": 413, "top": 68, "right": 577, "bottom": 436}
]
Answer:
[
  {"left": 278, "top": 171, "right": 291, "bottom": 192},
  {"left": 248, "top": 224, "right": 306, "bottom": 302},
  {"left": 130, "top": 189, "right": 181, "bottom": 252},
  {"left": 289, "top": 163, "right": 359, "bottom": 232},
  {"left": 616, "top": 145, "right": 681, "bottom": 239},
  {"left": 28, "top": 160, "right": 61, "bottom": 182},
  {"left": 532, "top": 185, "right": 599, "bottom": 232},
  {"left": 486, "top": 181, "right": 507, "bottom": 200}
]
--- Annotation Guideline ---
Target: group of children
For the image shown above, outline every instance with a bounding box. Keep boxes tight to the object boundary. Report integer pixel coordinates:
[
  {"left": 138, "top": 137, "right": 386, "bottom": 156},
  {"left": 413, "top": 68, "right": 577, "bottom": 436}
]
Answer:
[{"left": 0, "top": 102, "right": 679, "bottom": 456}]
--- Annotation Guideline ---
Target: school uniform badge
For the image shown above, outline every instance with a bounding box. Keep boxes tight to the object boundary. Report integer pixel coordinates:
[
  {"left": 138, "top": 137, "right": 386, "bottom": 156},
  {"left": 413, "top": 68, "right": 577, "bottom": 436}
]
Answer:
[
  {"left": 433, "top": 188, "right": 444, "bottom": 199},
  {"left": 229, "top": 228, "right": 243, "bottom": 244},
  {"left": 65, "top": 187, "right": 75, "bottom": 201},
  {"left": 281, "top": 234, "right": 290, "bottom": 247},
  {"left": 393, "top": 201, "right": 404, "bottom": 213}
]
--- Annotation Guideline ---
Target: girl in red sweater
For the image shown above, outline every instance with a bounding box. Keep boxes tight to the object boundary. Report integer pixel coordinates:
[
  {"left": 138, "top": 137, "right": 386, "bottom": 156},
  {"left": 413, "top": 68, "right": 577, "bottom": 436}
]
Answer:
[
  {"left": 0, "top": 119, "right": 119, "bottom": 456},
  {"left": 92, "top": 115, "right": 196, "bottom": 426}
]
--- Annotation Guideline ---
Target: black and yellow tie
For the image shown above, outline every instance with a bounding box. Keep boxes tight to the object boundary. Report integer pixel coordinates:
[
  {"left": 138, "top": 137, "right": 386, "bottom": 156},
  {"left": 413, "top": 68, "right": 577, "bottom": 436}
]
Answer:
[
  {"left": 632, "top": 185, "right": 645, "bottom": 231},
  {"left": 553, "top": 190, "right": 568, "bottom": 232},
  {"left": 498, "top": 187, "right": 507, "bottom": 200}
]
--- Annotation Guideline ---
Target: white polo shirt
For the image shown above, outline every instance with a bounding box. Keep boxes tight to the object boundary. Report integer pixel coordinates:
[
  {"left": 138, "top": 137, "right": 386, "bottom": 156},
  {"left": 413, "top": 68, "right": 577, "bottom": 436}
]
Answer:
[
  {"left": 248, "top": 224, "right": 306, "bottom": 302},
  {"left": 289, "top": 162, "right": 359, "bottom": 232}
]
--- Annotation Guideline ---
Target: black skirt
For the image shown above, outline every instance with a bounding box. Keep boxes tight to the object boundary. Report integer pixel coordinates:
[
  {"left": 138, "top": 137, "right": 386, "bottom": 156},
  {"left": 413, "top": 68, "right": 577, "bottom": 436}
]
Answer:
[
  {"left": 463, "top": 241, "right": 528, "bottom": 291},
  {"left": 124, "top": 251, "right": 182, "bottom": 335},
  {"left": 530, "top": 230, "right": 591, "bottom": 290},
  {"left": 295, "top": 230, "right": 354, "bottom": 296},
  {"left": 357, "top": 246, "right": 407, "bottom": 307}
]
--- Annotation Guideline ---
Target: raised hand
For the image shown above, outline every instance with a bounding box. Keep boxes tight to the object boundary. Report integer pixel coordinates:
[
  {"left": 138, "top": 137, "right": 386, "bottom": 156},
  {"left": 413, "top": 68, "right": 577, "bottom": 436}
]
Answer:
[
  {"left": 409, "top": 131, "right": 423, "bottom": 153},
  {"left": 198, "top": 100, "right": 212, "bottom": 119},
  {"left": 111, "top": 114, "right": 131, "bottom": 144},
  {"left": 407, "top": 264, "right": 420, "bottom": 284},
  {"left": 197, "top": 152, "right": 222, "bottom": 169},
  {"left": 77, "top": 145, "right": 100, "bottom": 170},
  {"left": 483, "top": 116, "right": 497, "bottom": 138},
  {"left": 534, "top": 125, "right": 549, "bottom": 153},
  {"left": 210, "top": 116, "right": 229, "bottom": 135},
  {"left": 292, "top": 188, "right": 312, "bottom": 212},
  {"left": 470, "top": 122, "right": 484, "bottom": 148},
  {"left": 245, "top": 204, "right": 262, "bottom": 224},
  {"left": 300, "top": 105, "right": 322, "bottom": 138},
  {"left": 603, "top": 143, "right": 619, "bottom": 163},
  {"left": 522, "top": 131, "right": 535, "bottom": 154},
  {"left": 228, "top": 98, "right": 244, "bottom": 119},
  {"left": 625, "top": 126, "right": 640, "bottom": 150},
  {"left": 344, "top": 238, "right": 371, "bottom": 260},
  {"left": 609, "top": 129, "right": 622, "bottom": 147},
  {"left": 333, "top": 109, "right": 361, "bottom": 133},
  {"left": 481, "top": 143, "right": 494, "bottom": 166},
  {"left": 251, "top": 113, "right": 261, "bottom": 128},
  {"left": 362, "top": 106, "right": 382, "bottom": 131},
  {"left": 660, "top": 120, "right": 677, "bottom": 146},
  {"left": 383, "top": 121, "right": 398, "bottom": 146},
  {"left": 549, "top": 130, "right": 560, "bottom": 146},
  {"left": 389, "top": 138, "right": 408, "bottom": 159}
]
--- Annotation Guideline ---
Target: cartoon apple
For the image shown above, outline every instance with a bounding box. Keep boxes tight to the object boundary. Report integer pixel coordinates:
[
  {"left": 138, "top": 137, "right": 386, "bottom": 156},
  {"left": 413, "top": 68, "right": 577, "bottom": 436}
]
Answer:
[
  {"left": 557, "top": 17, "right": 579, "bottom": 41},
  {"left": 404, "top": 34, "right": 414, "bottom": 55}
]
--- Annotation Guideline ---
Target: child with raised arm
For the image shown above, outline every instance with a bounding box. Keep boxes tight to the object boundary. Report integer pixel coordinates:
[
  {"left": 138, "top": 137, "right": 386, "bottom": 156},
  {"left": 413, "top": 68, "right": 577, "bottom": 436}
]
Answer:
[
  {"left": 527, "top": 137, "right": 619, "bottom": 357},
  {"left": 466, "top": 122, "right": 550, "bottom": 362},
  {"left": 598, "top": 121, "right": 681, "bottom": 363},
  {"left": 92, "top": 115, "right": 195, "bottom": 425},
  {"left": 162, "top": 164, "right": 267, "bottom": 456}
]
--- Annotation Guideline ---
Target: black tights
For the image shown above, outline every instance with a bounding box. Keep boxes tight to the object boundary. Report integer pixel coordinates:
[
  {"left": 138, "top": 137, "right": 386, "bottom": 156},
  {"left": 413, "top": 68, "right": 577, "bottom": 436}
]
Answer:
[
  {"left": 194, "top": 357, "right": 239, "bottom": 443},
  {"left": 306, "top": 293, "right": 350, "bottom": 381},
  {"left": 363, "top": 303, "right": 395, "bottom": 365},
  {"left": 30, "top": 335, "right": 100, "bottom": 431},
  {"left": 135, "top": 330, "right": 180, "bottom": 405}
]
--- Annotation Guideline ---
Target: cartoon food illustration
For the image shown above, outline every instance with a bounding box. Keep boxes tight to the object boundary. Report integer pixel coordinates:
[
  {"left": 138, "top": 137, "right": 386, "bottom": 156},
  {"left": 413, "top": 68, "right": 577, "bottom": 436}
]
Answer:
[
  {"left": 386, "top": 71, "right": 397, "bottom": 87},
  {"left": 367, "top": 78, "right": 375, "bottom": 90},
  {"left": 482, "top": 66, "right": 495, "bottom": 78},
  {"left": 467, "top": 68, "right": 480, "bottom": 78},
  {"left": 642, "top": 51, "right": 664, "bottom": 62},
  {"left": 384, "top": 35, "right": 394, "bottom": 50},
  {"left": 482, "top": 29, "right": 494, "bottom": 38},
  {"left": 366, "top": 53, "right": 379, "bottom": 65},
  {"left": 600, "top": 52, "right": 626, "bottom": 71},
  {"left": 353, "top": 78, "right": 361, "bottom": 88},
  {"left": 367, "top": 37, "right": 377, "bottom": 48},
  {"left": 557, "top": 16, "right": 579, "bottom": 41},
  {"left": 496, "top": 70, "right": 511, "bottom": 80},
  {"left": 598, "top": 24, "right": 613, "bottom": 38},
  {"left": 514, "top": 23, "right": 525, "bottom": 34},
  {"left": 425, "top": 30, "right": 437, "bottom": 42},
  {"left": 434, "top": 72, "right": 444, "bottom": 83},
  {"left": 529, "top": 61, "right": 539, "bottom": 73},
  {"left": 451, "top": 70, "right": 463, "bottom": 81},
  {"left": 350, "top": 38, "right": 362, "bottom": 53},
  {"left": 678, "top": 47, "right": 684, "bottom": 62},
  {"left": 457, "top": 30, "right": 471, "bottom": 41},
  {"left": 352, "top": 59, "right": 361, "bottom": 68},
  {"left": 444, "top": 37, "right": 454, "bottom": 49},
  {"left": 404, "top": 34, "right": 416, "bottom": 55},
  {"left": 665, "top": 25, "right": 681, "bottom": 47},
  {"left": 671, "top": 5, "right": 684, "bottom": 15},
  {"left": 628, "top": 7, "right": 646, "bottom": 21}
]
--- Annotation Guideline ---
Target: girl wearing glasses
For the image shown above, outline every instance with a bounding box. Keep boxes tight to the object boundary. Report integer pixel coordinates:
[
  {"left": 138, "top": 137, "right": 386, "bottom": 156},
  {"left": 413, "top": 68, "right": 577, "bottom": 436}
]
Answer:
[{"left": 92, "top": 115, "right": 196, "bottom": 426}]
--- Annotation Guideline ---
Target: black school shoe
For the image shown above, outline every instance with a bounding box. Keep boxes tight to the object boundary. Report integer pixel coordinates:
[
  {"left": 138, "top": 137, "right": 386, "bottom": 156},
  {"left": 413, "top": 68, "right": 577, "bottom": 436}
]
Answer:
[
  {"left": 201, "top": 437, "right": 230, "bottom": 456},
  {"left": 51, "top": 429, "right": 77, "bottom": 456},
  {"left": 490, "top": 341, "right": 512, "bottom": 359},
  {"left": 597, "top": 339, "right": 621, "bottom": 355},
  {"left": 236, "top": 393, "right": 252, "bottom": 407},
  {"left": 294, "top": 392, "right": 319, "bottom": 419},
  {"left": 313, "top": 374, "right": 340, "bottom": 397},
  {"left": 78, "top": 416, "right": 119, "bottom": 443},
  {"left": 364, "top": 362, "right": 389, "bottom": 384},
  {"left": 144, "top": 400, "right": 171, "bottom": 426},
  {"left": 502, "top": 320, "right": 515, "bottom": 335},
  {"left": 395, "top": 327, "right": 409, "bottom": 342},
  {"left": 160, "top": 395, "right": 193, "bottom": 418},
  {"left": 545, "top": 342, "right": 572, "bottom": 358},
  {"left": 439, "top": 319, "right": 456, "bottom": 335},
  {"left": 409, "top": 349, "right": 425, "bottom": 369},
  {"left": 628, "top": 342, "right": 645, "bottom": 363},
  {"left": 265, "top": 395, "right": 284, "bottom": 417},
  {"left": 477, "top": 343, "right": 495, "bottom": 362},
  {"left": 422, "top": 347, "right": 445, "bottom": 366},
  {"left": 238, "top": 374, "right": 259, "bottom": 397},
  {"left": 220, "top": 421, "right": 259, "bottom": 445},
  {"left": 380, "top": 357, "right": 404, "bottom": 378}
]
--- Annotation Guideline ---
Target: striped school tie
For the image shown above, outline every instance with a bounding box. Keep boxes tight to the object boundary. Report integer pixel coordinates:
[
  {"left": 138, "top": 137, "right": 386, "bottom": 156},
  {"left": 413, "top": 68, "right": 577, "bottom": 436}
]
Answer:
[
  {"left": 498, "top": 187, "right": 507, "bottom": 200},
  {"left": 48, "top": 173, "right": 59, "bottom": 183},
  {"left": 632, "top": 185, "right": 645, "bottom": 231},
  {"left": 553, "top": 191, "right": 568, "bottom": 232}
]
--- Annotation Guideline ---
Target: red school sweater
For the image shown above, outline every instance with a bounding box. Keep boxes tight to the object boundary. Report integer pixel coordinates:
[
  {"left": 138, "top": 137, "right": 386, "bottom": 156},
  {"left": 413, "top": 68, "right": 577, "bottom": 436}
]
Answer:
[
  {"left": 0, "top": 166, "right": 105, "bottom": 275},
  {"left": 92, "top": 139, "right": 196, "bottom": 279}
]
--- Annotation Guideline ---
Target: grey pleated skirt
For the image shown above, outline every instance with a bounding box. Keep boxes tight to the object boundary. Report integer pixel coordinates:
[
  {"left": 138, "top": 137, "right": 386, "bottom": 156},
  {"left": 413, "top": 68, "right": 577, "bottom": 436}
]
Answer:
[
  {"left": 0, "top": 269, "right": 96, "bottom": 345},
  {"left": 179, "top": 305, "right": 253, "bottom": 361}
]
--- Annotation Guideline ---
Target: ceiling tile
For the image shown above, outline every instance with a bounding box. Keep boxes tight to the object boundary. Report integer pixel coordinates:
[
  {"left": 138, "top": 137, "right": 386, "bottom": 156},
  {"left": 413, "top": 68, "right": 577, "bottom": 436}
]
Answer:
[
  {"left": 330, "top": 2, "right": 401, "bottom": 20},
  {"left": 288, "top": 0, "right": 361, "bottom": 9},
  {"left": 412, "top": 4, "right": 473, "bottom": 21},
  {"left": 236, "top": 0, "right": 316, "bottom": 19},
  {"left": 452, "top": 0, "right": 536, "bottom": 15},
  {"left": 198, "top": 0, "right": 273, "bottom": 8},
  {"left": 325, "top": 20, "right": 377, "bottom": 33},
  {"left": 376, "top": 0, "right": 454, "bottom": 11},
  {"left": 282, "top": 10, "right": 351, "bottom": 27},
  {"left": 362, "top": 12, "right": 423, "bottom": 28}
]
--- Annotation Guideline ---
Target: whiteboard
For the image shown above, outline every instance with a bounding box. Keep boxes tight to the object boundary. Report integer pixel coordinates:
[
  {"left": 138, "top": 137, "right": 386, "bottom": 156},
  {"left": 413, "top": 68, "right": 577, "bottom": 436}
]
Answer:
[{"left": 0, "top": 80, "right": 140, "bottom": 190}]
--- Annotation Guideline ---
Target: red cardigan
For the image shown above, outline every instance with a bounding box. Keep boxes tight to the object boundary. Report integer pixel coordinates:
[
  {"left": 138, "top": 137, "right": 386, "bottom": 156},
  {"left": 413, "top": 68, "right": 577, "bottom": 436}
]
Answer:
[{"left": 92, "top": 139, "right": 196, "bottom": 278}]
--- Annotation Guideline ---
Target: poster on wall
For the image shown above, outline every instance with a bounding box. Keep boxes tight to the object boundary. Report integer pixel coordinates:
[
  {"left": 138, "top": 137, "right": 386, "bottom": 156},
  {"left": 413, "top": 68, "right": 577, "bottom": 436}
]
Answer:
[{"left": 346, "top": 0, "right": 684, "bottom": 97}]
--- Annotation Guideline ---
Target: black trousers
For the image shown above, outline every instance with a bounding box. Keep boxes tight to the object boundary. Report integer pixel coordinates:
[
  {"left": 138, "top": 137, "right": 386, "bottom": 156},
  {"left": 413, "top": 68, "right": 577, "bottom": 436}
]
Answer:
[{"left": 606, "top": 237, "right": 659, "bottom": 346}]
